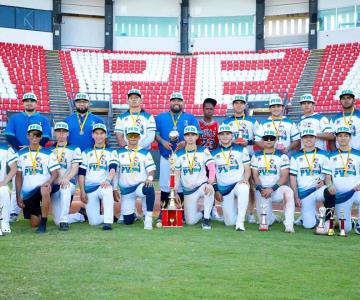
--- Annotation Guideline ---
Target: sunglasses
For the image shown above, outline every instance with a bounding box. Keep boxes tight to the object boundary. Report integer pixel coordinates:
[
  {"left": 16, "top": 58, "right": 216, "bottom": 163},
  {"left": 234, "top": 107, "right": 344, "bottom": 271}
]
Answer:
[
  {"left": 30, "top": 131, "right": 42, "bottom": 138},
  {"left": 127, "top": 133, "right": 140, "bottom": 139},
  {"left": 262, "top": 136, "right": 276, "bottom": 142}
]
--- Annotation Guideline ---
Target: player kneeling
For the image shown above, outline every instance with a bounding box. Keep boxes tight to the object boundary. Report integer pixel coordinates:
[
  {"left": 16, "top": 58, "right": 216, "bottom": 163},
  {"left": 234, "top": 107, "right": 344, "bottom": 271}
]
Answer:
[
  {"left": 251, "top": 129, "right": 295, "bottom": 233},
  {"left": 79, "top": 124, "right": 118, "bottom": 230},
  {"left": 290, "top": 128, "right": 335, "bottom": 232},
  {"left": 50, "top": 122, "right": 85, "bottom": 231},
  {"left": 0, "top": 144, "right": 18, "bottom": 234},
  {"left": 16, "top": 124, "right": 60, "bottom": 233},
  {"left": 113, "top": 127, "right": 156, "bottom": 230},
  {"left": 212, "top": 124, "right": 250, "bottom": 231},
  {"left": 174, "top": 126, "right": 215, "bottom": 229}
]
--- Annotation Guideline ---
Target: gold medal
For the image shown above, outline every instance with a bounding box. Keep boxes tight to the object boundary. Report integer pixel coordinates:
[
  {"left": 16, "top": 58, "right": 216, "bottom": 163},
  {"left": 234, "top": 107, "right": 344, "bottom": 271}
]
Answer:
[
  {"left": 338, "top": 148, "right": 351, "bottom": 178},
  {"left": 94, "top": 144, "right": 106, "bottom": 170},
  {"left": 77, "top": 112, "right": 89, "bottom": 135},
  {"left": 80, "top": 130, "right": 84, "bottom": 135},
  {"left": 29, "top": 146, "right": 41, "bottom": 175}
]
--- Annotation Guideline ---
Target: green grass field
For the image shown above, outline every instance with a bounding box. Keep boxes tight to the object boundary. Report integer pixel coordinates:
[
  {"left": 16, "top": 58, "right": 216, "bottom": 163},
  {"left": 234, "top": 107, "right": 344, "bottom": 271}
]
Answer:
[{"left": 0, "top": 219, "right": 358, "bottom": 300}]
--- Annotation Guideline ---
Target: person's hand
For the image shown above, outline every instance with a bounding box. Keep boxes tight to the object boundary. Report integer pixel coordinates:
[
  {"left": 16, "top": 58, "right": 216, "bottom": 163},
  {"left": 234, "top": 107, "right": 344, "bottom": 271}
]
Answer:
[
  {"left": 327, "top": 185, "right": 336, "bottom": 195},
  {"left": 240, "top": 178, "right": 249, "bottom": 186},
  {"left": 0, "top": 180, "right": 6, "bottom": 187},
  {"left": 60, "top": 178, "right": 70, "bottom": 189},
  {"left": 204, "top": 184, "right": 214, "bottom": 195},
  {"left": 100, "top": 181, "right": 111, "bottom": 188},
  {"left": 175, "top": 141, "right": 186, "bottom": 152},
  {"left": 295, "top": 196, "right": 301, "bottom": 208},
  {"left": 17, "top": 196, "right": 25, "bottom": 208},
  {"left": 261, "top": 188, "right": 273, "bottom": 198},
  {"left": 113, "top": 190, "right": 120, "bottom": 202},
  {"left": 41, "top": 181, "right": 52, "bottom": 192},
  {"left": 161, "top": 140, "right": 172, "bottom": 150},
  {"left": 80, "top": 190, "right": 88, "bottom": 204},
  {"left": 316, "top": 180, "right": 324, "bottom": 189},
  {"left": 235, "top": 138, "right": 248, "bottom": 147},
  {"left": 353, "top": 184, "right": 360, "bottom": 191},
  {"left": 144, "top": 178, "right": 153, "bottom": 187},
  {"left": 215, "top": 191, "right": 223, "bottom": 202}
]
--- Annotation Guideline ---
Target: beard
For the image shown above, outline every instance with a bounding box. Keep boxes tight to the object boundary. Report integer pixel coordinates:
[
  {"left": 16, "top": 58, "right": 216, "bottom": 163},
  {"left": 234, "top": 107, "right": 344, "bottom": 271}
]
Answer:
[
  {"left": 76, "top": 107, "right": 88, "bottom": 114},
  {"left": 170, "top": 105, "right": 182, "bottom": 113},
  {"left": 25, "top": 107, "right": 35, "bottom": 113}
]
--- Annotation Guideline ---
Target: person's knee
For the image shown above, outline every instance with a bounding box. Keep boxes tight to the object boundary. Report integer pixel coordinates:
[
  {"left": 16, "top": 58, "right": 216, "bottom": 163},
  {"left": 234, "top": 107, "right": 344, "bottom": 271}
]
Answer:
[
  {"left": 30, "top": 215, "right": 40, "bottom": 227},
  {"left": 124, "top": 213, "right": 135, "bottom": 225}
]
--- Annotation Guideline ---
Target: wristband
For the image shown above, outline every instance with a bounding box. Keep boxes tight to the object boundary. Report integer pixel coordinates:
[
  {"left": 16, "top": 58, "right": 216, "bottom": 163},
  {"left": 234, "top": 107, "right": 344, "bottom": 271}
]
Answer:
[
  {"left": 147, "top": 175, "right": 154, "bottom": 181},
  {"left": 255, "top": 184, "right": 263, "bottom": 191},
  {"left": 272, "top": 184, "right": 280, "bottom": 191}
]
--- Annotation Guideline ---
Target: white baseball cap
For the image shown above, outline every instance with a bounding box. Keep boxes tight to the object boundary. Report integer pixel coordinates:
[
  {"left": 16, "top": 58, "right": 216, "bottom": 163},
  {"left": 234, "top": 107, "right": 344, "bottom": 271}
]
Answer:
[
  {"left": 301, "top": 128, "right": 317, "bottom": 137},
  {"left": 269, "top": 96, "right": 283, "bottom": 107},
  {"left": 170, "top": 92, "right": 184, "bottom": 101},
  {"left": 184, "top": 125, "right": 199, "bottom": 135},
  {"left": 262, "top": 129, "right": 277, "bottom": 138},
  {"left": 299, "top": 94, "right": 315, "bottom": 103},
  {"left": 23, "top": 92, "right": 37, "bottom": 102},
  {"left": 54, "top": 122, "right": 69, "bottom": 131},
  {"left": 232, "top": 94, "right": 247, "bottom": 103},
  {"left": 218, "top": 124, "right": 232, "bottom": 134},
  {"left": 126, "top": 126, "right": 141, "bottom": 135},
  {"left": 92, "top": 123, "right": 107, "bottom": 133},
  {"left": 335, "top": 126, "right": 351, "bottom": 135},
  {"left": 27, "top": 124, "right": 42, "bottom": 133},
  {"left": 127, "top": 89, "right": 142, "bottom": 97},
  {"left": 75, "top": 92, "right": 90, "bottom": 101}
]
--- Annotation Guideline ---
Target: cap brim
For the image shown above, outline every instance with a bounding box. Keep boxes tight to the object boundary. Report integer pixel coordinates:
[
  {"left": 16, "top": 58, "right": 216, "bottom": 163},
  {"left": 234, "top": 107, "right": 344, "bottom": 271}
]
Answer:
[
  {"left": 23, "top": 98, "right": 37, "bottom": 101},
  {"left": 128, "top": 93, "right": 141, "bottom": 97},
  {"left": 340, "top": 94, "right": 355, "bottom": 99},
  {"left": 262, "top": 135, "right": 276, "bottom": 139},
  {"left": 335, "top": 131, "right": 351, "bottom": 135},
  {"left": 301, "top": 134, "right": 316, "bottom": 137},
  {"left": 28, "top": 129, "right": 42, "bottom": 133},
  {"left": 126, "top": 132, "right": 140, "bottom": 135},
  {"left": 92, "top": 128, "right": 107, "bottom": 133}
]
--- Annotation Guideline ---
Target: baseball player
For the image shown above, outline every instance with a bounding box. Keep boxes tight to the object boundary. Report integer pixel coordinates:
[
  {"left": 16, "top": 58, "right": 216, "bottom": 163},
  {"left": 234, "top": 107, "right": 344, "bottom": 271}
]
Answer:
[
  {"left": 255, "top": 96, "right": 300, "bottom": 154},
  {"left": 327, "top": 126, "right": 360, "bottom": 234},
  {"left": 331, "top": 90, "right": 360, "bottom": 150},
  {"left": 223, "top": 94, "right": 258, "bottom": 224},
  {"left": 251, "top": 129, "right": 295, "bottom": 233},
  {"left": 50, "top": 122, "right": 85, "bottom": 231},
  {"left": 113, "top": 127, "right": 156, "bottom": 230},
  {"left": 115, "top": 89, "right": 156, "bottom": 150},
  {"left": 298, "top": 93, "right": 334, "bottom": 150},
  {"left": 0, "top": 144, "right": 18, "bottom": 234},
  {"left": 79, "top": 123, "right": 118, "bottom": 230},
  {"left": 289, "top": 128, "right": 337, "bottom": 231},
  {"left": 15, "top": 124, "right": 60, "bottom": 233},
  {"left": 175, "top": 125, "right": 215, "bottom": 229},
  {"left": 212, "top": 124, "right": 250, "bottom": 231},
  {"left": 64, "top": 92, "right": 105, "bottom": 151}
]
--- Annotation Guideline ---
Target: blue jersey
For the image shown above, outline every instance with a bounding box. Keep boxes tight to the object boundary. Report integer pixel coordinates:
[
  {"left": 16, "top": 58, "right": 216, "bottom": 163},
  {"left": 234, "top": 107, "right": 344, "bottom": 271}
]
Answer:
[
  {"left": 155, "top": 111, "right": 201, "bottom": 158},
  {"left": 64, "top": 112, "right": 105, "bottom": 151},
  {"left": 5, "top": 112, "right": 52, "bottom": 148}
]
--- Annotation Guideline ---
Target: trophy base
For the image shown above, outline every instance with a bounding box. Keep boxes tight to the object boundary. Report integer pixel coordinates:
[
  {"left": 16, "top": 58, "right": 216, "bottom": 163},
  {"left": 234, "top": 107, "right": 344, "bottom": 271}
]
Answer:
[
  {"left": 338, "top": 231, "right": 347, "bottom": 237},
  {"left": 259, "top": 225, "right": 269, "bottom": 231},
  {"left": 161, "top": 209, "right": 183, "bottom": 227},
  {"left": 327, "top": 229, "right": 335, "bottom": 236}
]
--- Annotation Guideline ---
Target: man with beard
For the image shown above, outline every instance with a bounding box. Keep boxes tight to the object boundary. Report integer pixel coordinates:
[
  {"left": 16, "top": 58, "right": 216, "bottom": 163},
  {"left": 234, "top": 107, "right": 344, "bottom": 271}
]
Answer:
[
  {"left": 155, "top": 92, "right": 201, "bottom": 226},
  {"left": 64, "top": 93, "right": 105, "bottom": 151},
  {"left": 5, "top": 92, "right": 52, "bottom": 223}
]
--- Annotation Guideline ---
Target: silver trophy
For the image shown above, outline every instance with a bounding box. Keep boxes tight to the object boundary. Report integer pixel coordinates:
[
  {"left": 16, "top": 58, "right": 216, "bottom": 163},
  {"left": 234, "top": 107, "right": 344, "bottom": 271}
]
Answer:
[
  {"left": 315, "top": 207, "right": 326, "bottom": 235},
  {"left": 259, "top": 203, "right": 269, "bottom": 231},
  {"left": 169, "top": 126, "right": 179, "bottom": 142}
]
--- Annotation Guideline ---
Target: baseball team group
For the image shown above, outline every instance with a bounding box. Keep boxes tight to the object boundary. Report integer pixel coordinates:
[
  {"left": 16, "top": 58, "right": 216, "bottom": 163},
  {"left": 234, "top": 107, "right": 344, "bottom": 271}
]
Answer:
[{"left": 0, "top": 88, "right": 359, "bottom": 235}]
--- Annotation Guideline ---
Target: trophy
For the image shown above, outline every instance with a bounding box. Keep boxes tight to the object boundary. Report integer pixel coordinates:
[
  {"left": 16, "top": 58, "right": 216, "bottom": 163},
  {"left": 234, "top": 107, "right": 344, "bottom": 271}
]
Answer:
[
  {"left": 339, "top": 208, "right": 347, "bottom": 237},
  {"left": 315, "top": 207, "right": 326, "bottom": 235},
  {"left": 0, "top": 202, "right": 3, "bottom": 236},
  {"left": 259, "top": 203, "right": 269, "bottom": 231},
  {"left": 169, "top": 127, "right": 179, "bottom": 142},
  {"left": 161, "top": 151, "right": 183, "bottom": 227},
  {"left": 327, "top": 208, "right": 335, "bottom": 236}
]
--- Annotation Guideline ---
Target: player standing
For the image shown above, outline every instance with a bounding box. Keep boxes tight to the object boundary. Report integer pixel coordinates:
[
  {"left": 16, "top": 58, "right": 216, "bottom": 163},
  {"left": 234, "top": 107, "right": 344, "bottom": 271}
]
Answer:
[
  {"left": 79, "top": 123, "right": 118, "bottom": 230},
  {"left": 113, "top": 127, "right": 156, "bottom": 230},
  {"left": 251, "top": 129, "right": 295, "bottom": 233}
]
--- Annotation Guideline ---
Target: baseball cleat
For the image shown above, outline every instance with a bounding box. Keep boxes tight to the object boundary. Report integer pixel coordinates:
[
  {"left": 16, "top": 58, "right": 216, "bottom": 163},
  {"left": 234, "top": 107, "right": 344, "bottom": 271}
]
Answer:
[
  {"left": 235, "top": 222, "right": 245, "bottom": 231},
  {"left": 285, "top": 225, "right": 295, "bottom": 233},
  {"left": 102, "top": 223, "right": 112, "bottom": 231},
  {"left": 2, "top": 222, "right": 11, "bottom": 234},
  {"left": 144, "top": 216, "right": 153, "bottom": 230},
  {"left": 211, "top": 207, "right": 224, "bottom": 222},
  {"left": 59, "top": 222, "right": 69, "bottom": 231},
  {"left": 36, "top": 224, "right": 47, "bottom": 234},
  {"left": 9, "top": 214, "right": 18, "bottom": 223},
  {"left": 354, "top": 223, "right": 360, "bottom": 235},
  {"left": 247, "top": 213, "right": 256, "bottom": 224},
  {"left": 202, "top": 218, "right": 211, "bottom": 230},
  {"left": 294, "top": 216, "right": 303, "bottom": 226}
]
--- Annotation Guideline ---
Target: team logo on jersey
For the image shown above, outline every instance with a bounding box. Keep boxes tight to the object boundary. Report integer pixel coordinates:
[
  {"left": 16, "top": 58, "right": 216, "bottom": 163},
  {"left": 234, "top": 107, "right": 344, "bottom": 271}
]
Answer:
[{"left": 24, "top": 157, "right": 44, "bottom": 175}]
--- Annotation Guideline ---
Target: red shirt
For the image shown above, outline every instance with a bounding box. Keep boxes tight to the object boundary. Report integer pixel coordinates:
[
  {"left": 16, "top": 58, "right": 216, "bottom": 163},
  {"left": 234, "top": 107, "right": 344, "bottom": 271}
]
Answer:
[{"left": 197, "top": 120, "right": 219, "bottom": 150}]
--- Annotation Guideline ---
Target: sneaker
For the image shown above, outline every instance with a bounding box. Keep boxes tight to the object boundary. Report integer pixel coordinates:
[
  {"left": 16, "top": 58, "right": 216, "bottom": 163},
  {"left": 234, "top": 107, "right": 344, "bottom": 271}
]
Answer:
[
  {"left": 102, "top": 223, "right": 112, "bottom": 231},
  {"left": 285, "top": 225, "right": 295, "bottom": 233},
  {"left": 247, "top": 213, "right": 256, "bottom": 224},
  {"left": 294, "top": 216, "right": 303, "bottom": 226},
  {"left": 274, "top": 214, "right": 282, "bottom": 223},
  {"left": 59, "top": 222, "right": 69, "bottom": 231},
  {"left": 36, "top": 224, "right": 47, "bottom": 234},
  {"left": 235, "top": 222, "right": 245, "bottom": 231},
  {"left": 117, "top": 215, "right": 124, "bottom": 224},
  {"left": 355, "top": 223, "right": 360, "bottom": 235},
  {"left": 211, "top": 207, "right": 224, "bottom": 222},
  {"left": 1, "top": 222, "right": 11, "bottom": 234},
  {"left": 9, "top": 213, "right": 18, "bottom": 223},
  {"left": 144, "top": 216, "right": 153, "bottom": 230},
  {"left": 202, "top": 218, "right": 211, "bottom": 230}
]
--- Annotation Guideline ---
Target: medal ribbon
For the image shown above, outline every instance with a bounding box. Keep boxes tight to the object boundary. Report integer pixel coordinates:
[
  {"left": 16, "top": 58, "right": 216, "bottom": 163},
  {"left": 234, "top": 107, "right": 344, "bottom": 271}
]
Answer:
[
  {"left": 338, "top": 148, "right": 351, "bottom": 176},
  {"left": 29, "top": 146, "right": 41, "bottom": 173},
  {"left": 234, "top": 114, "right": 245, "bottom": 132},
  {"left": 185, "top": 147, "right": 197, "bottom": 173},
  {"left": 342, "top": 107, "right": 354, "bottom": 126},
  {"left": 55, "top": 143, "right": 67, "bottom": 164},
  {"left": 77, "top": 112, "right": 89, "bottom": 133},
  {"left": 170, "top": 112, "right": 182, "bottom": 129},
  {"left": 271, "top": 116, "right": 283, "bottom": 137},
  {"left": 128, "top": 146, "right": 139, "bottom": 173},
  {"left": 130, "top": 110, "right": 141, "bottom": 126},
  {"left": 221, "top": 146, "right": 232, "bottom": 167},
  {"left": 303, "top": 148, "right": 317, "bottom": 175},
  {"left": 263, "top": 149, "right": 275, "bottom": 173},
  {"left": 93, "top": 144, "right": 106, "bottom": 169}
]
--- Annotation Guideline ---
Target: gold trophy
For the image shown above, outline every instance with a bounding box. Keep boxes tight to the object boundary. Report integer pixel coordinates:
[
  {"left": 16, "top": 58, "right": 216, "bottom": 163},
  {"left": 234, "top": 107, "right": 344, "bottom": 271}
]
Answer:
[
  {"left": 0, "top": 202, "right": 3, "bottom": 236},
  {"left": 327, "top": 208, "right": 335, "bottom": 236},
  {"left": 315, "top": 207, "right": 326, "bottom": 235},
  {"left": 167, "top": 152, "right": 178, "bottom": 210},
  {"left": 259, "top": 203, "right": 269, "bottom": 231},
  {"left": 339, "top": 208, "right": 347, "bottom": 237}
]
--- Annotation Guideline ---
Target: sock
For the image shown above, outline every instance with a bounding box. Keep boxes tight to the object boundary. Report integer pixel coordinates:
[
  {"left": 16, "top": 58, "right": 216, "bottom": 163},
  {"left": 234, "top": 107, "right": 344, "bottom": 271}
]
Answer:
[{"left": 40, "top": 217, "right": 47, "bottom": 226}]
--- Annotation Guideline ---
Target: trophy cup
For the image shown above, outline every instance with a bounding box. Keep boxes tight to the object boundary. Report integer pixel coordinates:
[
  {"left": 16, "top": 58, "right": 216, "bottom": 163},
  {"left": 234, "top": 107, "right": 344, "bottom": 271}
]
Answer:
[
  {"left": 315, "top": 207, "right": 327, "bottom": 235},
  {"left": 339, "top": 208, "right": 347, "bottom": 237},
  {"left": 327, "top": 208, "right": 335, "bottom": 236},
  {"left": 0, "top": 202, "right": 3, "bottom": 236},
  {"left": 161, "top": 151, "right": 183, "bottom": 227},
  {"left": 259, "top": 203, "right": 269, "bottom": 231}
]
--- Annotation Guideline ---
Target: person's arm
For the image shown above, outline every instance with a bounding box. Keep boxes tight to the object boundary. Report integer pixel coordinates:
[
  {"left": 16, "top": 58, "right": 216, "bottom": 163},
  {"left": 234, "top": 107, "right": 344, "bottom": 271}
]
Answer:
[
  {"left": 60, "top": 162, "right": 79, "bottom": 188},
  {"left": 40, "top": 117, "right": 52, "bottom": 146},
  {"left": 42, "top": 169, "right": 59, "bottom": 190},
  {"left": 317, "top": 132, "right": 335, "bottom": 141},
  {"left": 155, "top": 133, "right": 172, "bottom": 150},
  {"left": 0, "top": 161, "right": 17, "bottom": 187},
  {"left": 289, "top": 139, "right": 300, "bottom": 151},
  {"left": 139, "top": 130, "right": 155, "bottom": 149},
  {"left": 5, "top": 135, "right": 22, "bottom": 150},
  {"left": 289, "top": 175, "right": 301, "bottom": 207},
  {"left": 15, "top": 171, "right": 25, "bottom": 208},
  {"left": 241, "top": 164, "right": 251, "bottom": 185},
  {"left": 78, "top": 172, "right": 88, "bottom": 204}
]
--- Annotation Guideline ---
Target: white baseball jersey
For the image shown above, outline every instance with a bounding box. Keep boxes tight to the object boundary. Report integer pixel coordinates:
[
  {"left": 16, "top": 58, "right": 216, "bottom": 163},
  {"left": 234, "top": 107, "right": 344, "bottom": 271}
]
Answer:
[
  {"left": 298, "top": 113, "right": 333, "bottom": 150},
  {"left": 290, "top": 149, "right": 331, "bottom": 199},
  {"left": 80, "top": 147, "right": 119, "bottom": 193},
  {"left": 116, "top": 147, "right": 156, "bottom": 195},
  {"left": 17, "top": 147, "right": 60, "bottom": 200},
  {"left": 0, "top": 144, "right": 18, "bottom": 181},
  {"left": 331, "top": 109, "right": 360, "bottom": 150},
  {"left": 255, "top": 116, "right": 300, "bottom": 148},
  {"left": 251, "top": 150, "right": 289, "bottom": 187},
  {"left": 175, "top": 146, "right": 214, "bottom": 195},
  {"left": 50, "top": 144, "right": 82, "bottom": 185},
  {"left": 212, "top": 145, "right": 250, "bottom": 195},
  {"left": 114, "top": 110, "right": 156, "bottom": 149},
  {"left": 328, "top": 149, "right": 360, "bottom": 203}
]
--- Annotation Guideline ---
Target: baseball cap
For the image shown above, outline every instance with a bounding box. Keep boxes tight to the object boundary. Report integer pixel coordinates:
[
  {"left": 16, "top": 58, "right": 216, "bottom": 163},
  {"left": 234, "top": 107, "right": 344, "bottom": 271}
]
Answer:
[
  {"left": 301, "top": 128, "right": 317, "bottom": 137},
  {"left": 92, "top": 123, "right": 107, "bottom": 133},
  {"left": 299, "top": 94, "right": 315, "bottom": 103},
  {"left": 27, "top": 124, "right": 42, "bottom": 133},
  {"left": 75, "top": 92, "right": 90, "bottom": 101},
  {"left": 170, "top": 92, "right": 184, "bottom": 101},
  {"left": 184, "top": 125, "right": 199, "bottom": 135},
  {"left": 126, "top": 126, "right": 141, "bottom": 135},
  {"left": 218, "top": 124, "right": 232, "bottom": 134},
  {"left": 54, "top": 122, "right": 69, "bottom": 131},
  {"left": 335, "top": 126, "right": 351, "bottom": 135},
  {"left": 269, "top": 96, "right": 283, "bottom": 107},
  {"left": 127, "top": 89, "right": 142, "bottom": 97},
  {"left": 22, "top": 92, "right": 37, "bottom": 102},
  {"left": 232, "top": 94, "right": 247, "bottom": 103},
  {"left": 339, "top": 89, "right": 355, "bottom": 99},
  {"left": 203, "top": 98, "right": 217, "bottom": 107},
  {"left": 262, "top": 129, "right": 277, "bottom": 138}
]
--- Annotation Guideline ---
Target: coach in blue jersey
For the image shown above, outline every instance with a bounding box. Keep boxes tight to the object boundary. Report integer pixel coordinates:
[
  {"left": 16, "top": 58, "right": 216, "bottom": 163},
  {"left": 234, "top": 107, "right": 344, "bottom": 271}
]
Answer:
[
  {"left": 155, "top": 92, "right": 201, "bottom": 221},
  {"left": 64, "top": 92, "right": 105, "bottom": 151}
]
